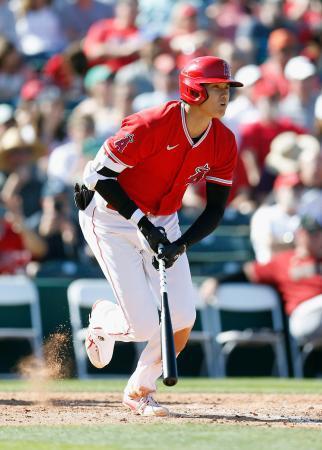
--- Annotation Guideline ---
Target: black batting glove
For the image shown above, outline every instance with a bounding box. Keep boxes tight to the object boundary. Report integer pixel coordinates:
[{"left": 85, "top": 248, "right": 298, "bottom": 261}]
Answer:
[
  {"left": 152, "top": 240, "right": 187, "bottom": 270},
  {"left": 74, "top": 183, "right": 95, "bottom": 210},
  {"left": 137, "top": 216, "right": 170, "bottom": 253}
]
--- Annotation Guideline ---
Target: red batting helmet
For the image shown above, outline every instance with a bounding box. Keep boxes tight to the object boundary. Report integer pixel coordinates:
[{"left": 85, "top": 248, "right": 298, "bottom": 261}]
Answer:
[{"left": 179, "top": 56, "right": 243, "bottom": 105}]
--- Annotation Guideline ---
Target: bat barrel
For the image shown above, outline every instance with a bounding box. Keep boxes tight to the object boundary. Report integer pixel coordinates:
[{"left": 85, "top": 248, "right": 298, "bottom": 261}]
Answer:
[
  {"left": 160, "top": 291, "right": 178, "bottom": 386},
  {"left": 158, "top": 244, "right": 178, "bottom": 387}
]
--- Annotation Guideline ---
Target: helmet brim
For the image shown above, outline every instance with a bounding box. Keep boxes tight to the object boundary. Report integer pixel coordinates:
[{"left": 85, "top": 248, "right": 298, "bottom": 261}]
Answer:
[{"left": 201, "top": 77, "right": 244, "bottom": 87}]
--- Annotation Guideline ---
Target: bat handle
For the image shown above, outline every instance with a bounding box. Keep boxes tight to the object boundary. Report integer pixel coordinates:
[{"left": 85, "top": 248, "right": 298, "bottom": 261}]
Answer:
[{"left": 158, "top": 243, "right": 167, "bottom": 294}]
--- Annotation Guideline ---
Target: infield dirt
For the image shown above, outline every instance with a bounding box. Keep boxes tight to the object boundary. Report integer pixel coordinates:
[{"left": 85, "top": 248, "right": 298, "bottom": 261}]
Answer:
[
  {"left": 3, "top": 333, "right": 322, "bottom": 428},
  {"left": 1, "top": 391, "right": 322, "bottom": 428}
]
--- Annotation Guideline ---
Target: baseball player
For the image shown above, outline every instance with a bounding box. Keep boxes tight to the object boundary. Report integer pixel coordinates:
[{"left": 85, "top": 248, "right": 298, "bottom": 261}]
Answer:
[{"left": 75, "top": 56, "right": 243, "bottom": 416}]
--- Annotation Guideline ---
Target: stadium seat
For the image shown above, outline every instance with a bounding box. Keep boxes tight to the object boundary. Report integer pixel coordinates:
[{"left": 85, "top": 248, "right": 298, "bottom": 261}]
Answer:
[
  {"left": 289, "top": 329, "right": 322, "bottom": 378},
  {"left": 67, "top": 278, "right": 143, "bottom": 378},
  {"left": 206, "top": 283, "right": 289, "bottom": 377},
  {"left": 185, "top": 211, "right": 254, "bottom": 277},
  {"left": 187, "top": 283, "right": 217, "bottom": 376},
  {"left": 0, "top": 275, "right": 43, "bottom": 377}
]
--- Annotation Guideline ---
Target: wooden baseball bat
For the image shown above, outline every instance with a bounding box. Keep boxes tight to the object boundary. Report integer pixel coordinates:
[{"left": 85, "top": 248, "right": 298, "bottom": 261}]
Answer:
[{"left": 158, "top": 244, "right": 178, "bottom": 387}]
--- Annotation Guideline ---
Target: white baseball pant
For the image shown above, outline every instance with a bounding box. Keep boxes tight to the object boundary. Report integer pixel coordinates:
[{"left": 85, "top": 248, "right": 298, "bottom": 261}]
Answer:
[{"left": 79, "top": 194, "right": 196, "bottom": 395}]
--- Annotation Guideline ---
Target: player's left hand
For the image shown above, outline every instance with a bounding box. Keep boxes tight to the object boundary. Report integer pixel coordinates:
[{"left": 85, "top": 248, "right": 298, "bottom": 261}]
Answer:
[
  {"left": 74, "top": 183, "right": 95, "bottom": 210},
  {"left": 152, "top": 241, "right": 186, "bottom": 270}
]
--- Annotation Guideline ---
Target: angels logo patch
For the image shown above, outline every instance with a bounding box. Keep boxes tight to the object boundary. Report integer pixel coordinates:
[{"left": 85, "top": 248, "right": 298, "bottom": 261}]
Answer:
[
  {"left": 187, "top": 163, "right": 210, "bottom": 185},
  {"left": 114, "top": 133, "right": 134, "bottom": 153},
  {"left": 223, "top": 61, "right": 231, "bottom": 78}
]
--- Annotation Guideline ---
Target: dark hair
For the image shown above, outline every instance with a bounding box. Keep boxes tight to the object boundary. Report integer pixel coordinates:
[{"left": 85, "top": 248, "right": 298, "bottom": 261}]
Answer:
[{"left": 64, "top": 43, "right": 88, "bottom": 77}]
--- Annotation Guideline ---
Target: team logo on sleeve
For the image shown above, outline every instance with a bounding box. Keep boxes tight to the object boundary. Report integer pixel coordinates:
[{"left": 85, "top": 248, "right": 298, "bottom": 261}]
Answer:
[
  {"left": 114, "top": 133, "right": 134, "bottom": 153},
  {"left": 186, "top": 163, "right": 210, "bottom": 185}
]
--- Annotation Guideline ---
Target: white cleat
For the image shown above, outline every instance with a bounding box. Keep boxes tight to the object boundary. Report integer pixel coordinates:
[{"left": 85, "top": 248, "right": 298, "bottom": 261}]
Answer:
[
  {"left": 85, "top": 301, "right": 115, "bottom": 369},
  {"left": 123, "top": 394, "right": 169, "bottom": 417}
]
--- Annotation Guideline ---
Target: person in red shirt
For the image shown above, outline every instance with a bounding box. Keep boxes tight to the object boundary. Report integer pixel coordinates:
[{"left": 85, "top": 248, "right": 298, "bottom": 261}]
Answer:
[
  {"left": 200, "top": 214, "right": 322, "bottom": 345},
  {"left": 0, "top": 203, "right": 47, "bottom": 274},
  {"left": 260, "top": 28, "right": 298, "bottom": 99},
  {"left": 0, "top": 205, "right": 27, "bottom": 274},
  {"left": 75, "top": 56, "right": 243, "bottom": 416},
  {"left": 82, "top": 0, "right": 141, "bottom": 73},
  {"left": 238, "top": 85, "right": 306, "bottom": 200}
]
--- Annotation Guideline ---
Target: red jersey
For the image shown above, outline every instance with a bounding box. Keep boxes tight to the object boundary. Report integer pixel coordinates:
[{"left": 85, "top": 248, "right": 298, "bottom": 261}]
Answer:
[
  {"left": 0, "top": 221, "right": 30, "bottom": 274},
  {"left": 252, "top": 250, "right": 322, "bottom": 315},
  {"left": 83, "top": 18, "right": 139, "bottom": 72},
  {"left": 103, "top": 101, "right": 238, "bottom": 215},
  {"left": 260, "top": 60, "right": 290, "bottom": 98},
  {"left": 240, "top": 119, "right": 305, "bottom": 169}
]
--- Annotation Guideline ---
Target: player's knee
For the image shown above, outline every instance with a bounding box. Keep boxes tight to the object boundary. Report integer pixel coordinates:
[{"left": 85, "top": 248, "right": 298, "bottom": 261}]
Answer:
[
  {"left": 185, "top": 306, "right": 196, "bottom": 328},
  {"left": 174, "top": 305, "right": 196, "bottom": 330},
  {"left": 174, "top": 327, "right": 192, "bottom": 354}
]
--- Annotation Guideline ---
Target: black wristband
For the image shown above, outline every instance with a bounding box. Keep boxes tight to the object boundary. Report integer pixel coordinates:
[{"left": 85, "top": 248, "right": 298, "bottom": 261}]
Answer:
[
  {"left": 137, "top": 215, "right": 153, "bottom": 232},
  {"left": 175, "top": 236, "right": 188, "bottom": 249}
]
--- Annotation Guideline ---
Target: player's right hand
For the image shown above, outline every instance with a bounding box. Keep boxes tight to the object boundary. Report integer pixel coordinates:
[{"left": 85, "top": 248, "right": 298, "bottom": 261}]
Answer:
[{"left": 137, "top": 216, "right": 170, "bottom": 253}]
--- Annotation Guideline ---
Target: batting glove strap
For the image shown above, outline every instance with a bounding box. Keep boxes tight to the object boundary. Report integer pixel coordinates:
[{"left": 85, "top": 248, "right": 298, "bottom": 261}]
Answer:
[{"left": 152, "top": 241, "right": 186, "bottom": 270}]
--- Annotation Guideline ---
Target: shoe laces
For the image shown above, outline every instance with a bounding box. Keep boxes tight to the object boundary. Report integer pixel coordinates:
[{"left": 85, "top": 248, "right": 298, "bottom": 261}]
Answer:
[{"left": 138, "top": 395, "right": 161, "bottom": 412}]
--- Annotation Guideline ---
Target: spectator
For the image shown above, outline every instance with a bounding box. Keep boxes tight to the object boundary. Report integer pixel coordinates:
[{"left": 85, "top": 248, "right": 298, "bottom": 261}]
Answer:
[
  {"left": 74, "top": 65, "right": 118, "bottom": 137},
  {"left": 0, "top": 103, "right": 15, "bottom": 134},
  {"left": 298, "top": 141, "right": 322, "bottom": 189},
  {"left": 0, "top": 36, "right": 32, "bottom": 103},
  {"left": 314, "top": 93, "right": 322, "bottom": 142},
  {"left": 111, "top": 78, "right": 136, "bottom": 120},
  {"left": 223, "top": 64, "right": 261, "bottom": 146},
  {"left": 115, "top": 30, "right": 166, "bottom": 98},
  {"left": 250, "top": 173, "right": 302, "bottom": 263},
  {"left": 260, "top": 28, "right": 298, "bottom": 98},
  {"left": 279, "top": 56, "right": 319, "bottom": 132},
  {"left": 28, "top": 177, "right": 80, "bottom": 266},
  {"left": 257, "top": 0, "right": 294, "bottom": 35},
  {"left": 30, "top": 85, "right": 67, "bottom": 153},
  {"left": 137, "top": 0, "right": 177, "bottom": 35},
  {"left": 82, "top": 0, "right": 142, "bottom": 73},
  {"left": 234, "top": 0, "right": 271, "bottom": 64},
  {"left": 47, "top": 112, "right": 96, "bottom": 185},
  {"left": 265, "top": 131, "right": 320, "bottom": 177},
  {"left": 0, "top": 126, "right": 46, "bottom": 218},
  {"left": 283, "top": 0, "right": 322, "bottom": 42},
  {"left": 15, "top": 0, "right": 67, "bottom": 57},
  {"left": 238, "top": 86, "right": 305, "bottom": 198},
  {"left": 0, "top": 0, "right": 18, "bottom": 45},
  {"left": 206, "top": 0, "right": 250, "bottom": 41},
  {"left": 167, "top": 3, "right": 200, "bottom": 38},
  {"left": 200, "top": 213, "right": 322, "bottom": 345},
  {"left": 0, "top": 197, "right": 47, "bottom": 274},
  {"left": 166, "top": 3, "right": 211, "bottom": 69},
  {"left": 213, "top": 41, "right": 251, "bottom": 80},
  {"left": 57, "top": 0, "right": 114, "bottom": 43},
  {"left": 132, "top": 53, "right": 179, "bottom": 112},
  {"left": 42, "top": 42, "right": 88, "bottom": 104}
]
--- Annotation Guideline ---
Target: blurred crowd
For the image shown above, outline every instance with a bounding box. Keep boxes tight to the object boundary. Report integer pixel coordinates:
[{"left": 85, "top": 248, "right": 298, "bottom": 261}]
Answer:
[{"left": 0, "top": 0, "right": 321, "bottom": 280}]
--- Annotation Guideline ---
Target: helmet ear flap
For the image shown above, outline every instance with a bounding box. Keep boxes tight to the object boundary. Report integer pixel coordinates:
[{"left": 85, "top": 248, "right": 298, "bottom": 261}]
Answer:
[
  {"left": 180, "top": 79, "right": 208, "bottom": 105},
  {"left": 190, "top": 88, "right": 202, "bottom": 101},
  {"left": 188, "top": 84, "right": 208, "bottom": 105}
]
